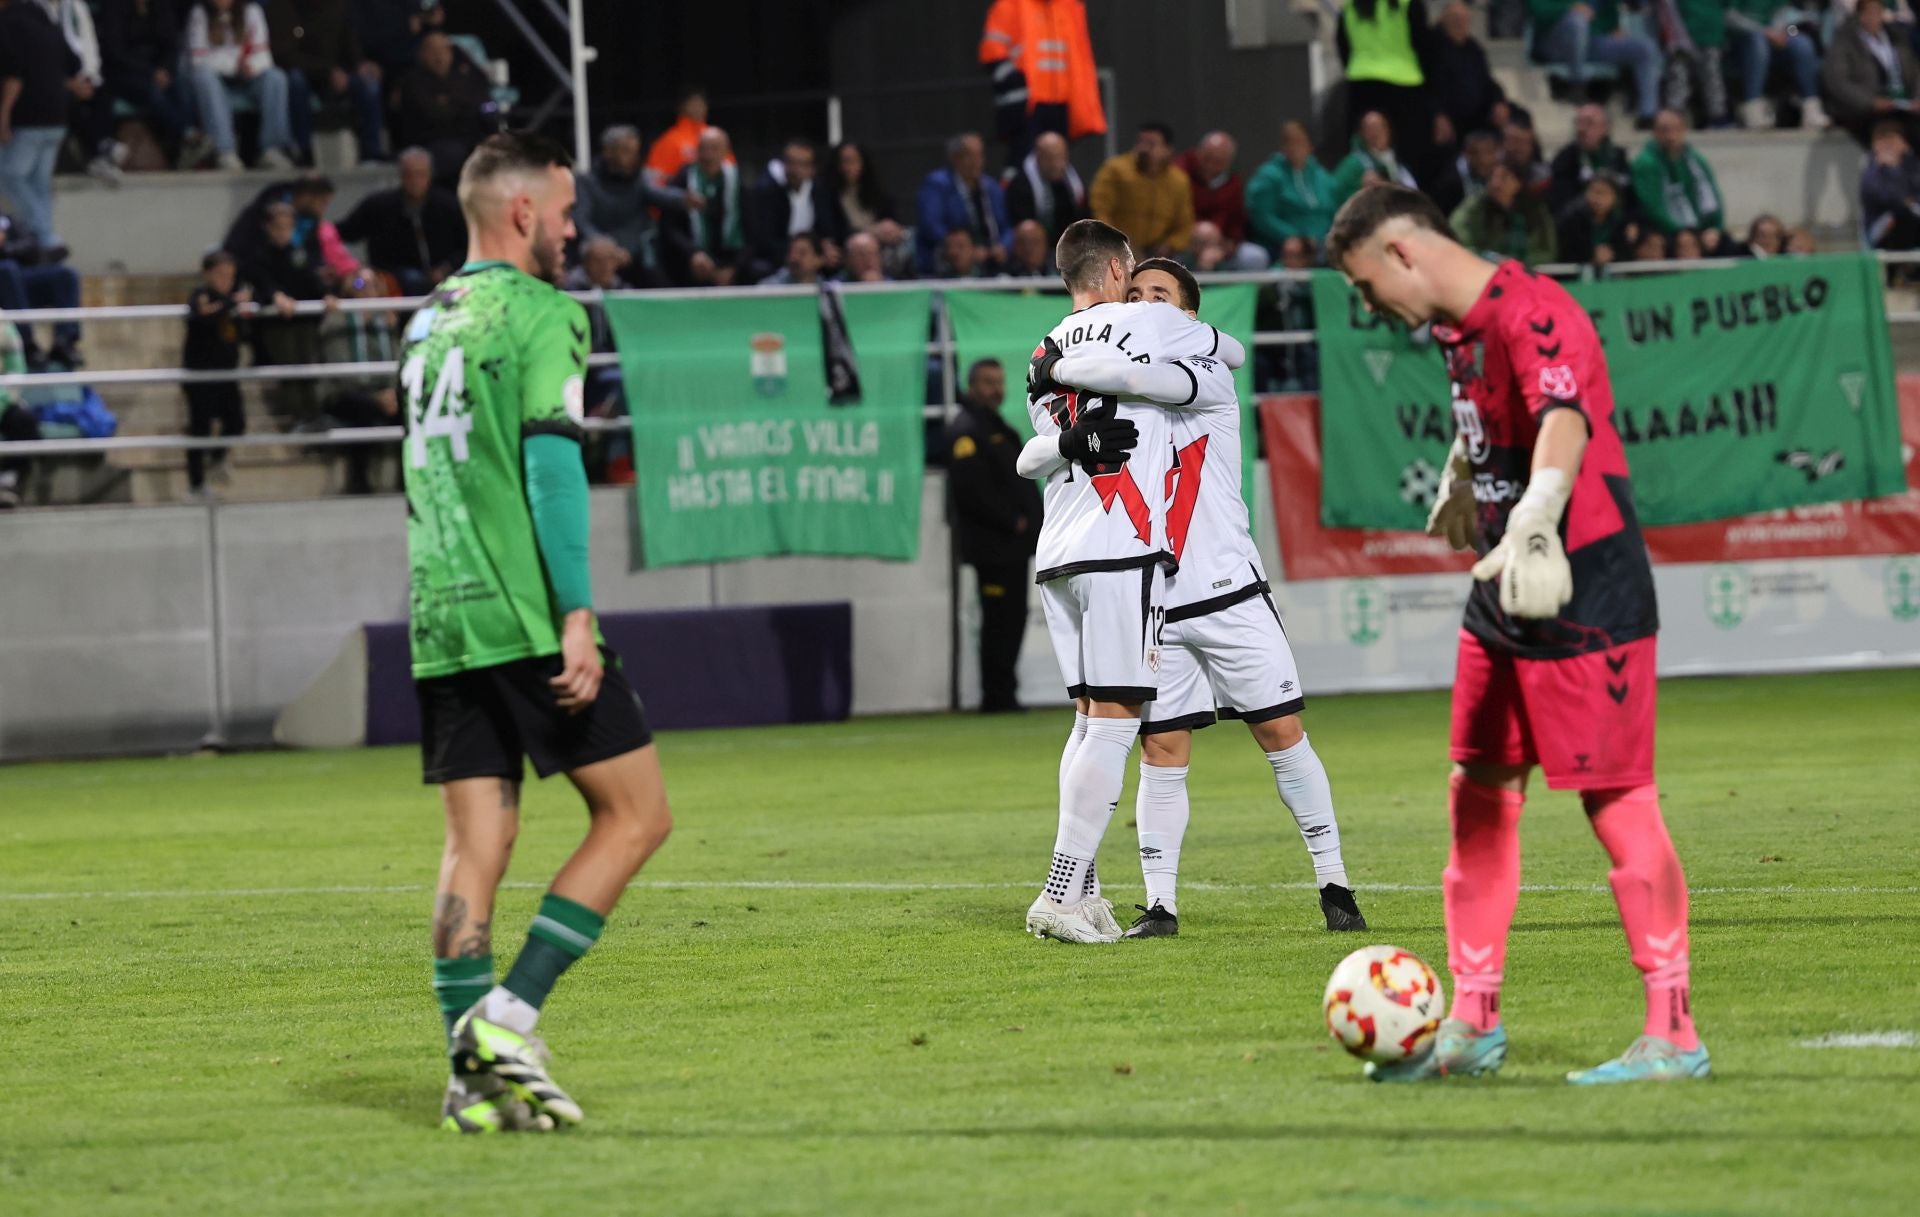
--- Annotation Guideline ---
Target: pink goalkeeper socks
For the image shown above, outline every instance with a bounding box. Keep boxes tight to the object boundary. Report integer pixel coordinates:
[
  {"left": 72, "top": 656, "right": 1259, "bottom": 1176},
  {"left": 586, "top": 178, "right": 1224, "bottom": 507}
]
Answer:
[
  {"left": 1443, "top": 773, "right": 1525, "bottom": 1031},
  {"left": 1586, "top": 785, "right": 1699, "bottom": 1051}
]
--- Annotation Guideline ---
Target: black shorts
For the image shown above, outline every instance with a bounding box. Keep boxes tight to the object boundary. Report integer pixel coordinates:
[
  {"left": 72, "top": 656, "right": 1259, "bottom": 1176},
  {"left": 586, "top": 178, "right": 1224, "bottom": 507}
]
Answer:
[{"left": 416, "top": 645, "right": 653, "bottom": 784}]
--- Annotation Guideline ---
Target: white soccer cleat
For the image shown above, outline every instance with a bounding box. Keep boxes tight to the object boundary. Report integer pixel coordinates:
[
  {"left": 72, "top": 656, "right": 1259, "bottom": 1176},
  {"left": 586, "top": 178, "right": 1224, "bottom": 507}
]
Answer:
[
  {"left": 1085, "top": 896, "right": 1124, "bottom": 939},
  {"left": 1026, "top": 894, "right": 1122, "bottom": 943}
]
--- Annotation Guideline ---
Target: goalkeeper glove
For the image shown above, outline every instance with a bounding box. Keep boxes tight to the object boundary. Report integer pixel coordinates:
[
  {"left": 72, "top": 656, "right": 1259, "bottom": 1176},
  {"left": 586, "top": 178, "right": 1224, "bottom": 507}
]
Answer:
[
  {"left": 1056, "top": 396, "right": 1137, "bottom": 473},
  {"left": 1427, "top": 435, "right": 1478, "bottom": 551},
  {"left": 1470, "top": 468, "right": 1574, "bottom": 619}
]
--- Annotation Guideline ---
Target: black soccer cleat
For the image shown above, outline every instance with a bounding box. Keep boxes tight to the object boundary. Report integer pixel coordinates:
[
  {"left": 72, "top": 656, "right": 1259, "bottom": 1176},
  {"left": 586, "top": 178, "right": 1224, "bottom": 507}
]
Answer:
[
  {"left": 1320, "top": 884, "right": 1368, "bottom": 932},
  {"left": 1122, "top": 902, "right": 1179, "bottom": 938}
]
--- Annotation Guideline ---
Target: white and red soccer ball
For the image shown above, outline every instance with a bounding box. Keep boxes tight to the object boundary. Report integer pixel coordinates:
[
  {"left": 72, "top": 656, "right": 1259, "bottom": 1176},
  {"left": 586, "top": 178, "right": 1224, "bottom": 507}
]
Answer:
[{"left": 1322, "top": 945, "right": 1445, "bottom": 1064}]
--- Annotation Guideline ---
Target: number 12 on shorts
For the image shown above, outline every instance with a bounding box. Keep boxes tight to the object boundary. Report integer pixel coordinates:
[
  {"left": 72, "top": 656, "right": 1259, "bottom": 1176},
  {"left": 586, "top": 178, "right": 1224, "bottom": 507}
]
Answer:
[{"left": 402, "top": 346, "right": 473, "bottom": 467}]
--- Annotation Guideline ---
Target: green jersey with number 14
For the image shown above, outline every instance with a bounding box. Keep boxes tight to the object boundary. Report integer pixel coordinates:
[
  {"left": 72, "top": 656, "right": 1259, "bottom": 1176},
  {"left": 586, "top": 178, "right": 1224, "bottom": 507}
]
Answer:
[{"left": 401, "top": 260, "right": 590, "bottom": 679}]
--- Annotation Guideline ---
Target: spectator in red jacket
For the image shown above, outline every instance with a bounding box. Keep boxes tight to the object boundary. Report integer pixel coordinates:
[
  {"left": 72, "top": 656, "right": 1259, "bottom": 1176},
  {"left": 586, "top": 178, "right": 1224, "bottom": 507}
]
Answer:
[{"left": 1178, "top": 130, "right": 1269, "bottom": 270}]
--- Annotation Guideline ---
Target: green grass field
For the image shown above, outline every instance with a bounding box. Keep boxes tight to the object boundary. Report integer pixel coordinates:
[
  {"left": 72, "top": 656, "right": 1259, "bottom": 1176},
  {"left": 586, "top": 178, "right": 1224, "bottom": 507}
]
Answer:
[{"left": 4, "top": 670, "right": 1918, "bottom": 1216}]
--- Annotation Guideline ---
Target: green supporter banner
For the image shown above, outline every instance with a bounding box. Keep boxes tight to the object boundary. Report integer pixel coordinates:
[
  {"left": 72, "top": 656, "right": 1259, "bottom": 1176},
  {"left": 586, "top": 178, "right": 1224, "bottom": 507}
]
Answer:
[
  {"left": 608, "top": 289, "right": 931, "bottom": 568},
  {"left": 944, "top": 283, "right": 1261, "bottom": 523},
  {"left": 1313, "top": 254, "right": 1909, "bottom": 530}
]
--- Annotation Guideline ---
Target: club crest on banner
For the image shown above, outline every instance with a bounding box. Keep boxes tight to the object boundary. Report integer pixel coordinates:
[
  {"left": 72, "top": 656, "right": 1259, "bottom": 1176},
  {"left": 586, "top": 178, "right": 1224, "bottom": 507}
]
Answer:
[
  {"left": 750, "top": 332, "right": 789, "bottom": 398},
  {"left": 1705, "top": 564, "right": 1749, "bottom": 629}
]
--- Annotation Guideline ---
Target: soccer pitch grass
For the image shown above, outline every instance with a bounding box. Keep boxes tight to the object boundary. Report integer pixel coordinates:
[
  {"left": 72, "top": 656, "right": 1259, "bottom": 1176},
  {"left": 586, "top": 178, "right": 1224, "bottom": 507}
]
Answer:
[{"left": 4, "top": 671, "right": 1918, "bottom": 1217}]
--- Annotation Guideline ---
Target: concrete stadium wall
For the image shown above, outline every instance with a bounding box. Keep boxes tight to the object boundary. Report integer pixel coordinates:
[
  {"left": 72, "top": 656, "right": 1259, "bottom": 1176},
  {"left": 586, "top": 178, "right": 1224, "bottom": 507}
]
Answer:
[
  {"left": 57, "top": 167, "right": 392, "bottom": 277},
  {"left": 0, "top": 479, "right": 952, "bottom": 761}
]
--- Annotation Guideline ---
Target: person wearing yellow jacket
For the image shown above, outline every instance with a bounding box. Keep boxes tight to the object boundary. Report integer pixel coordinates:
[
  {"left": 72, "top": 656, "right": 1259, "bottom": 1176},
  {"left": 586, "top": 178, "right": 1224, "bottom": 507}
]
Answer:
[
  {"left": 1089, "top": 121, "right": 1194, "bottom": 257},
  {"left": 1338, "top": 0, "right": 1436, "bottom": 176},
  {"left": 980, "top": 0, "right": 1107, "bottom": 163}
]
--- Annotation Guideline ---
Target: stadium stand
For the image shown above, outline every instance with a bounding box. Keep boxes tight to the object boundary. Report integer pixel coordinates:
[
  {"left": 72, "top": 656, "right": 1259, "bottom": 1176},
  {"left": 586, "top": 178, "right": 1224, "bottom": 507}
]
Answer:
[{"left": 1, "top": 0, "right": 1915, "bottom": 513}]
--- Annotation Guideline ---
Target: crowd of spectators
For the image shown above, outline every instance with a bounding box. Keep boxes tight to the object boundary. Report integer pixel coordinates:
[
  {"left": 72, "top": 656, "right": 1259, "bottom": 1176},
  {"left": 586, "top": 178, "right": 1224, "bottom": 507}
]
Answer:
[
  {"left": 8, "top": 0, "right": 1920, "bottom": 507},
  {"left": 0, "top": 1, "right": 488, "bottom": 228}
]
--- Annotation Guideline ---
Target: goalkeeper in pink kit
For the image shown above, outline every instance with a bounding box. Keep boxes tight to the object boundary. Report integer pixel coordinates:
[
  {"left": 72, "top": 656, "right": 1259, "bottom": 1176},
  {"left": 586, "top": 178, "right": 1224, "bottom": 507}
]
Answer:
[{"left": 1325, "top": 185, "right": 1708, "bottom": 1084}]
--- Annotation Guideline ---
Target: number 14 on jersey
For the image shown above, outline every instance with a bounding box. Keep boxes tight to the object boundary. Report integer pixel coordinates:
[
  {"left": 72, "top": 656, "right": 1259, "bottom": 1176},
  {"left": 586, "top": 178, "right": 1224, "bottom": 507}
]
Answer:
[{"left": 402, "top": 346, "right": 473, "bottom": 467}]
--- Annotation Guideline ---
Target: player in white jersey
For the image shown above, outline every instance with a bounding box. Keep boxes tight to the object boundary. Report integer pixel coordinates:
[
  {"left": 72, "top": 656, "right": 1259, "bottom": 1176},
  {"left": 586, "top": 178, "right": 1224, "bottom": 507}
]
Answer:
[
  {"left": 1018, "top": 220, "right": 1247, "bottom": 945},
  {"left": 1019, "top": 259, "right": 1366, "bottom": 938}
]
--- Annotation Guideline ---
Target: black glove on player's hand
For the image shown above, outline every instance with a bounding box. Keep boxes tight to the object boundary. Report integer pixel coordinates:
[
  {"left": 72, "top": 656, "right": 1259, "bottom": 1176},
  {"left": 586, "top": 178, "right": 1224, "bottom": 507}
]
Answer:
[
  {"left": 1056, "top": 396, "right": 1136, "bottom": 471},
  {"left": 1028, "top": 335, "right": 1067, "bottom": 400}
]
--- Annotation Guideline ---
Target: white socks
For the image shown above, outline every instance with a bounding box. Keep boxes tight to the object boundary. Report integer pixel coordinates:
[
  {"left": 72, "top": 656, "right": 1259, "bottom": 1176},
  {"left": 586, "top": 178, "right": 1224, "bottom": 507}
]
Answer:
[
  {"left": 1043, "top": 717, "right": 1136, "bottom": 905},
  {"left": 1268, "top": 734, "right": 1349, "bottom": 888},
  {"left": 479, "top": 985, "right": 540, "bottom": 1035},
  {"left": 1057, "top": 711, "right": 1090, "bottom": 804},
  {"left": 1135, "top": 762, "right": 1190, "bottom": 914}
]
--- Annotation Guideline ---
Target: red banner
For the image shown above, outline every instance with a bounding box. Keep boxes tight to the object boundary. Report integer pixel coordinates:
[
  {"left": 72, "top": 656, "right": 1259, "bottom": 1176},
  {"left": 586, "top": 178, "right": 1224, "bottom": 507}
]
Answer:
[{"left": 1262, "top": 379, "right": 1920, "bottom": 582}]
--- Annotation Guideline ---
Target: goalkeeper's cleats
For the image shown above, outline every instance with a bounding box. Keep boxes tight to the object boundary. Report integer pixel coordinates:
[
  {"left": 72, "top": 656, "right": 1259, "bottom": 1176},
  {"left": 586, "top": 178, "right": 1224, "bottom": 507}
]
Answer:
[
  {"left": 1566, "top": 1035, "right": 1711, "bottom": 1085},
  {"left": 1366, "top": 1019, "right": 1508, "bottom": 1083},
  {"left": 450, "top": 1010, "right": 584, "bottom": 1126}
]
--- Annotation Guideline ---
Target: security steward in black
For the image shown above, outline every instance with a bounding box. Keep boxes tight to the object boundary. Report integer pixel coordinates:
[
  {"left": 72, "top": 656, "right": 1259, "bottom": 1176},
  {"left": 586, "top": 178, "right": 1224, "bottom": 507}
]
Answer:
[{"left": 943, "top": 358, "right": 1043, "bottom": 713}]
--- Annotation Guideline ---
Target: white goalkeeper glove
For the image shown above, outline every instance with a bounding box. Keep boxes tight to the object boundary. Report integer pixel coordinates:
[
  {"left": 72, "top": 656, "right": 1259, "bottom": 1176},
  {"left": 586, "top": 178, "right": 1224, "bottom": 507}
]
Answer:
[
  {"left": 1426, "top": 435, "right": 1477, "bottom": 551},
  {"left": 1470, "top": 468, "right": 1574, "bottom": 619}
]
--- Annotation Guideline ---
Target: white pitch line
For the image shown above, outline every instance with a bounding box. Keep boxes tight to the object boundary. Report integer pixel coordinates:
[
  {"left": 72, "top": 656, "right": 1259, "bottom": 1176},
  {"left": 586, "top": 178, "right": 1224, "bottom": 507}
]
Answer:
[
  {"left": 1798, "top": 1031, "right": 1918, "bottom": 1049},
  {"left": 0, "top": 880, "right": 1915, "bottom": 902}
]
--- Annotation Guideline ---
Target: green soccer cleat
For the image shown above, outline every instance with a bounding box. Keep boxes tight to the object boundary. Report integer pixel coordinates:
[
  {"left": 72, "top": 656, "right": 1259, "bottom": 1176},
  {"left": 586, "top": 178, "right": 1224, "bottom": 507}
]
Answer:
[
  {"left": 449, "top": 1010, "right": 584, "bottom": 1126},
  {"left": 1566, "top": 1035, "right": 1711, "bottom": 1085},
  {"left": 1366, "top": 1019, "right": 1509, "bottom": 1083},
  {"left": 439, "top": 1074, "right": 554, "bottom": 1134}
]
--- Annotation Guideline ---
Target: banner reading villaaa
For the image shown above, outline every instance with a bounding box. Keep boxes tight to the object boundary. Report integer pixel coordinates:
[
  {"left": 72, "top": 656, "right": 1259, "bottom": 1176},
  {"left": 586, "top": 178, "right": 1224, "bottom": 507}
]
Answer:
[
  {"left": 944, "top": 284, "right": 1260, "bottom": 521},
  {"left": 608, "top": 289, "right": 930, "bottom": 568},
  {"left": 1313, "top": 254, "right": 1908, "bottom": 531}
]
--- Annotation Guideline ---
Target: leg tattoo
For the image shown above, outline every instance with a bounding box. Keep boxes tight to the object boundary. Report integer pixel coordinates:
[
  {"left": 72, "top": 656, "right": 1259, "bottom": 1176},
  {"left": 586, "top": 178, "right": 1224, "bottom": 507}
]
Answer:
[{"left": 432, "top": 891, "right": 492, "bottom": 959}]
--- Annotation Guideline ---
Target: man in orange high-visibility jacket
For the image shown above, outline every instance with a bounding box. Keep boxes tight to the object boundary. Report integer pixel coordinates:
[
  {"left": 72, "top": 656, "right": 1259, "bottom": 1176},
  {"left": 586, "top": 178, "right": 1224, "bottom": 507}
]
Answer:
[
  {"left": 645, "top": 88, "right": 733, "bottom": 185},
  {"left": 979, "top": 0, "right": 1107, "bottom": 164}
]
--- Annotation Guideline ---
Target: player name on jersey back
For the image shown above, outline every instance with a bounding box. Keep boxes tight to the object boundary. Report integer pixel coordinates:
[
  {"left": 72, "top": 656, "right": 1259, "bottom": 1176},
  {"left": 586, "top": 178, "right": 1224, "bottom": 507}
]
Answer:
[{"left": 1029, "top": 301, "right": 1227, "bottom": 583}]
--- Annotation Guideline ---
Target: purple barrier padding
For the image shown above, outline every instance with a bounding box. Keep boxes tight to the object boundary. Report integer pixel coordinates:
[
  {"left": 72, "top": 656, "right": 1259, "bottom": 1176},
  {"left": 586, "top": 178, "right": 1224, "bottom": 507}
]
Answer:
[{"left": 362, "top": 602, "right": 853, "bottom": 746}]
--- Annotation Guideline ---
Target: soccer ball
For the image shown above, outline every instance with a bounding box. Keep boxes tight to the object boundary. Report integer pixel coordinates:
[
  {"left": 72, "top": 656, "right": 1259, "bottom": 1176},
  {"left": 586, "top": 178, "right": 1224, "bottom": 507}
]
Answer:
[{"left": 1322, "top": 945, "right": 1445, "bottom": 1064}]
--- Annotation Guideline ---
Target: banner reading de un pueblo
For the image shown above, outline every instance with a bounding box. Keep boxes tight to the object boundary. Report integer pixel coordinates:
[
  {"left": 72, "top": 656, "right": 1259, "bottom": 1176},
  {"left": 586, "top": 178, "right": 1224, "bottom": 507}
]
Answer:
[
  {"left": 1313, "top": 254, "right": 1909, "bottom": 532},
  {"left": 607, "top": 290, "right": 932, "bottom": 568}
]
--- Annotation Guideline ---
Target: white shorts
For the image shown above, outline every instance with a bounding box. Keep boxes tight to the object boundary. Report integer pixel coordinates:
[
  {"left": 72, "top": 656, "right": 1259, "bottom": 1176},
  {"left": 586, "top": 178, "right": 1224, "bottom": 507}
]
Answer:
[
  {"left": 1139, "top": 587, "right": 1305, "bottom": 734},
  {"left": 1039, "top": 565, "right": 1165, "bottom": 702}
]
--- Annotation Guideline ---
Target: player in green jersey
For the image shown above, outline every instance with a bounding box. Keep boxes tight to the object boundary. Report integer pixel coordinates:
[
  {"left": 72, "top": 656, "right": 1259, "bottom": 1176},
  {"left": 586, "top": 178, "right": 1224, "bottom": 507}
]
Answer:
[{"left": 404, "top": 131, "right": 672, "bottom": 1133}]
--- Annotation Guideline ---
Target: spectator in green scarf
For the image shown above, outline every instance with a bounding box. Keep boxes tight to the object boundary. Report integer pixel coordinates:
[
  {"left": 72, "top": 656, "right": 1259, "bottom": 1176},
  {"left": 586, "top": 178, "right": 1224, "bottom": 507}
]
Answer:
[
  {"left": 1631, "top": 108, "right": 1726, "bottom": 250},
  {"left": 1331, "top": 111, "right": 1420, "bottom": 208},
  {"left": 662, "top": 127, "right": 746, "bottom": 286}
]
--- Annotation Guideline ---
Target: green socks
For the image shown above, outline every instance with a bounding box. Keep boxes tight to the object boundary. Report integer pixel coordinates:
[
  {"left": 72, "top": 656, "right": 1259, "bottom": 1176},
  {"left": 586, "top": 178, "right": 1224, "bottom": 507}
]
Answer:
[
  {"left": 433, "top": 955, "right": 494, "bottom": 1037},
  {"left": 502, "top": 893, "right": 605, "bottom": 1011},
  {"left": 434, "top": 895, "right": 604, "bottom": 1043}
]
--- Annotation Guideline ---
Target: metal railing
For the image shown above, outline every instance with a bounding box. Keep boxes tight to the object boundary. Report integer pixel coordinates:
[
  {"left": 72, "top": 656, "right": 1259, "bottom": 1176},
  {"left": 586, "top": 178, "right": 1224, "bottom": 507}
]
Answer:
[{"left": 5, "top": 254, "right": 1919, "bottom": 463}]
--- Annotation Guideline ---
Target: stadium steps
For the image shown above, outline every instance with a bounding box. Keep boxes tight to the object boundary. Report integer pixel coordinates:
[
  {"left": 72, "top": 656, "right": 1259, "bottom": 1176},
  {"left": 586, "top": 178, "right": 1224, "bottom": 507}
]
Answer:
[
  {"left": 71, "top": 273, "right": 350, "bottom": 505},
  {"left": 53, "top": 165, "right": 390, "bottom": 277},
  {"left": 1484, "top": 38, "right": 1866, "bottom": 240}
]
